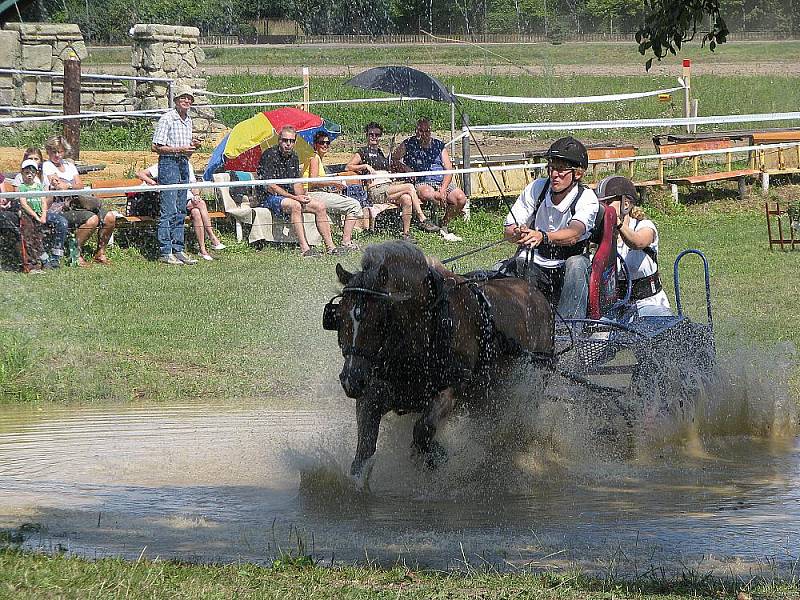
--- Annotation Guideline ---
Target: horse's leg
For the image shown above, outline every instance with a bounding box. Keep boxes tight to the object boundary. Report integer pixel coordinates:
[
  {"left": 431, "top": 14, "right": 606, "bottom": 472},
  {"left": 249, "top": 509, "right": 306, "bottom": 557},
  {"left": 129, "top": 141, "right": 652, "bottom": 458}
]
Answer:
[
  {"left": 351, "top": 393, "right": 387, "bottom": 485},
  {"left": 413, "top": 387, "right": 456, "bottom": 469}
]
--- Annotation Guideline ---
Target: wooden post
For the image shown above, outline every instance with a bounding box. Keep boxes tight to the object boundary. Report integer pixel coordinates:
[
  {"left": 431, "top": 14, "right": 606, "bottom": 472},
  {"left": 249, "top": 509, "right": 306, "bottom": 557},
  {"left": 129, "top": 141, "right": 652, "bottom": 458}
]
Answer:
[
  {"left": 461, "top": 112, "right": 471, "bottom": 197},
  {"left": 302, "top": 67, "right": 310, "bottom": 112},
  {"left": 682, "top": 58, "right": 692, "bottom": 135},
  {"left": 691, "top": 98, "right": 699, "bottom": 134},
  {"left": 63, "top": 52, "right": 81, "bottom": 160}
]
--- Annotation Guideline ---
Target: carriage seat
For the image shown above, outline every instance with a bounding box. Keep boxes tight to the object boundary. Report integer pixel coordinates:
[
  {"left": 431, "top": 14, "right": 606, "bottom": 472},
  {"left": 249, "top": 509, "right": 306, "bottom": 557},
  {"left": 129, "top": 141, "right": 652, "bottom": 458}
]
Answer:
[{"left": 587, "top": 202, "right": 620, "bottom": 320}]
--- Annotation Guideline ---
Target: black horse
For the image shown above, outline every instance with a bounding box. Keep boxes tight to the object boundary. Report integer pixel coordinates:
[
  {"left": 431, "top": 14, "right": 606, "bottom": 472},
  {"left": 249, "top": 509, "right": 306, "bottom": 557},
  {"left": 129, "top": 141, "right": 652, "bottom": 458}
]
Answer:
[{"left": 323, "top": 241, "right": 554, "bottom": 483}]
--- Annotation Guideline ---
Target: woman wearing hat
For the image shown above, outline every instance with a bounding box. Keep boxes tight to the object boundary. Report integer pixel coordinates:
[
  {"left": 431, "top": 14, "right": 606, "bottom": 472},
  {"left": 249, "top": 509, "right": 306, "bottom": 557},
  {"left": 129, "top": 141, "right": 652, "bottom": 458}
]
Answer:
[{"left": 596, "top": 175, "right": 671, "bottom": 318}]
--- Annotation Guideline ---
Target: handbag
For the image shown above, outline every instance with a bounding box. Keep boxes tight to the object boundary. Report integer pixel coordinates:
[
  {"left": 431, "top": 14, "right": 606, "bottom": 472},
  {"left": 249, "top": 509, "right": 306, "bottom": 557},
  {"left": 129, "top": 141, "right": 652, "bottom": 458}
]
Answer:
[{"left": 125, "top": 190, "right": 160, "bottom": 217}]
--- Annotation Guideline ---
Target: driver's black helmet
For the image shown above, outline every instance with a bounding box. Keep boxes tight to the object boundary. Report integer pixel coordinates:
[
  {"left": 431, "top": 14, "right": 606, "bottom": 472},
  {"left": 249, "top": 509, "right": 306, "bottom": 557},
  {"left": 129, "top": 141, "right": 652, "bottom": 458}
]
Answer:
[{"left": 544, "top": 136, "right": 589, "bottom": 170}]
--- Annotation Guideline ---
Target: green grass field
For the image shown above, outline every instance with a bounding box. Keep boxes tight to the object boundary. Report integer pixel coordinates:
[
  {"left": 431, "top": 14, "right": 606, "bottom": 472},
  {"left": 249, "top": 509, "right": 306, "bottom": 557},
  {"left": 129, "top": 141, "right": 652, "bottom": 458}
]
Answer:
[
  {"left": 1, "top": 189, "right": 799, "bottom": 405},
  {"left": 1, "top": 546, "right": 797, "bottom": 599},
  {"left": 3, "top": 72, "right": 798, "bottom": 153},
  {"left": 84, "top": 40, "right": 800, "bottom": 69}
]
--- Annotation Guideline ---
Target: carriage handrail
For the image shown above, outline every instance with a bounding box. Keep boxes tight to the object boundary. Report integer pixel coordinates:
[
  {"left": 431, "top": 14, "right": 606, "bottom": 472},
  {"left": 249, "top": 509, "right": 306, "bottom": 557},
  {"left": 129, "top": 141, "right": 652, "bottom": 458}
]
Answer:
[{"left": 673, "top": 249, "right": 713, "bottom": 330}]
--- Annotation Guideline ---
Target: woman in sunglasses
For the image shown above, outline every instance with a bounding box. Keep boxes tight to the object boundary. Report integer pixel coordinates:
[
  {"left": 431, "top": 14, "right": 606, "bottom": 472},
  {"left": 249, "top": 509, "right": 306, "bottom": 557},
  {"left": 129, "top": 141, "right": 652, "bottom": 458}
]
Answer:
[{"left": 303, "top": 131, "right": 363, "bottom": 251}]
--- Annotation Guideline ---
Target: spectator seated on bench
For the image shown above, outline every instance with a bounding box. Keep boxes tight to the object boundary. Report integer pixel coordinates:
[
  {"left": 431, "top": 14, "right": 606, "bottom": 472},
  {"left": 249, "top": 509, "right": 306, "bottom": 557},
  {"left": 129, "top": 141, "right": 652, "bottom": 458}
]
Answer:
[
  {"left": 656, "top": 138, "right": 759, "bottom": 202},
  {"left": 213, "top": 171, "right": 322, "bottom": 247}
]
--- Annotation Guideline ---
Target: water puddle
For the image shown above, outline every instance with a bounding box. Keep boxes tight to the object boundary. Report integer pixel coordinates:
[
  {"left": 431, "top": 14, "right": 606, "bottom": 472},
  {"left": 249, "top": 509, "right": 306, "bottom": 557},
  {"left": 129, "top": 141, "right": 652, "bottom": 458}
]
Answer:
[{"left": 0, "top": 354, "right": 799, "bottom": 574}]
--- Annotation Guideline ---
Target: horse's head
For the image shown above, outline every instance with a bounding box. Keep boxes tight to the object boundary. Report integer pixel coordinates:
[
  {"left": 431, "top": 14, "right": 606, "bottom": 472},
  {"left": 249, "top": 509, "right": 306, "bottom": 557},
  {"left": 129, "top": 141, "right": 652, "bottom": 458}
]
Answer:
[{"left": 324, "top": 241, "right": 435, "bottom": 398}]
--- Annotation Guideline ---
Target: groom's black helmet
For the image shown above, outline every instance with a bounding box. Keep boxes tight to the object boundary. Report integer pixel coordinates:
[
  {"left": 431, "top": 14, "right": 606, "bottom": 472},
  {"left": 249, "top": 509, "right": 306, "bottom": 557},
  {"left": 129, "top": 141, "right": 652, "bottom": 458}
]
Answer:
[{"left": 544, "top": 136, "right": 589, "bottom": 170}]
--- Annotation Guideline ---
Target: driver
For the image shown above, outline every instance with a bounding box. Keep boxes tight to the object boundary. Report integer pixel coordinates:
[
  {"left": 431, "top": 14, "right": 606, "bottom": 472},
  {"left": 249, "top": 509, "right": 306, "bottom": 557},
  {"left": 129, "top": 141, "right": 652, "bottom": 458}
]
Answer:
[{"left": 503, "top": 136, "right": 599, "bottom": 319}]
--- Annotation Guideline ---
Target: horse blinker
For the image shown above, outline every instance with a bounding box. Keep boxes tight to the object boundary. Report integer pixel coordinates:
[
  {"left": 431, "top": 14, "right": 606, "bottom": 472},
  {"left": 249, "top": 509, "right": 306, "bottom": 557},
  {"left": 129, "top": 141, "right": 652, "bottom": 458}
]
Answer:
[{"left": 323, "top": 296, "right": 343, "bottom": 331}]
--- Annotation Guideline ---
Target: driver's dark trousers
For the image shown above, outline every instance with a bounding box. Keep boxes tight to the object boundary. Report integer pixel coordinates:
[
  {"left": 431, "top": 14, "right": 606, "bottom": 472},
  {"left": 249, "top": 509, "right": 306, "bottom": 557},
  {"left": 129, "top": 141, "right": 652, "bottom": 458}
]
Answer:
[{"left": 513, "top": 254, "right": 590, "bottom": 319}]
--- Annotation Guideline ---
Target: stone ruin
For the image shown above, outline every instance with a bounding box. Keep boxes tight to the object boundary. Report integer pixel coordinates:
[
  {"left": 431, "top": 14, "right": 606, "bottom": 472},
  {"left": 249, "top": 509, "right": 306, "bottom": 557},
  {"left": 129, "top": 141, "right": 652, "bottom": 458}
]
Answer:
[{"left": 0, "top": 22, "right": 220, "bottom": 138}]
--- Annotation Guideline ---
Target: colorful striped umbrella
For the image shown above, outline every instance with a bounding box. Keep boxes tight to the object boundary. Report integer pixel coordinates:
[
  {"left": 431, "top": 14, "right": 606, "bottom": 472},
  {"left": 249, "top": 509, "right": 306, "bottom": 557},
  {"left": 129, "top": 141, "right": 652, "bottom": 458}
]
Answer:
[{"left": 204, "top": 107, "right": 341, "bottom": 180}]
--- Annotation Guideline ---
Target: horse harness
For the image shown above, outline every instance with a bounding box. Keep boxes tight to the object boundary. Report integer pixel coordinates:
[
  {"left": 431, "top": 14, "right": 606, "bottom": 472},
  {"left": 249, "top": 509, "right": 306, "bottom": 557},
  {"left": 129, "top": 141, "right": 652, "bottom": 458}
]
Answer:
[{"left": 323, "top": 268, "right": 509, "bottom": 389}]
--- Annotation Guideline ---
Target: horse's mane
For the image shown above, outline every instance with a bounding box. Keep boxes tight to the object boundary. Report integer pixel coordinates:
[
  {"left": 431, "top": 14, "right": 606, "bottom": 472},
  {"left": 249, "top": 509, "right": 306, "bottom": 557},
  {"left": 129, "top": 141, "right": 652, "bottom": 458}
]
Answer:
[{"left": 356, "top": 241, "right": 442, "bottom": 291}]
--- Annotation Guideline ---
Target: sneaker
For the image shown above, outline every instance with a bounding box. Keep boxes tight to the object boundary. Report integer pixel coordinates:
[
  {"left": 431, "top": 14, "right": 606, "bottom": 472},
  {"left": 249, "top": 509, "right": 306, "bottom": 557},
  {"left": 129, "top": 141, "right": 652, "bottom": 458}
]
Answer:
[
  {"left": 300, "top": 247, "right": 320, "bottom": 258},
  {"left": 417, "top": 220, "right": 440, "bottom": 233},
  {"left": 48, "top": 256, "right": 61, "bottom": 269},
  {"left": 200, "top": 253, "right": 214, "bottom": 261},
  {"left": 439, "top": 227, "right": 463, "bottom": 243},
  {"left": 158, "top": 253, "right": 184, "bottom": 266},
  {"left": 174, "top": 251, "right": 198, "bottom": 265},
  {"left": 341, "top": 241, "right": 360, "bottom": 251},
  {"left": 211, "top": 242, "right": 226, "bottom": 250},
  {"left": 327, "top": 246, "right": 349, "bottom": 256}
]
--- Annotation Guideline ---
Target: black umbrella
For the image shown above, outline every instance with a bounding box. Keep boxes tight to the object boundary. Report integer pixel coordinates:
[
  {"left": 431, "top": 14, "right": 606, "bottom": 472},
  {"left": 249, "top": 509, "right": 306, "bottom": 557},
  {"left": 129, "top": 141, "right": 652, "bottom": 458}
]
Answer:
[
  {"left": 346, "top": 66, "right": 456, "bottom": 103},
  {"left": 346, "top": 65, "right": 518, "bottom": 226}
]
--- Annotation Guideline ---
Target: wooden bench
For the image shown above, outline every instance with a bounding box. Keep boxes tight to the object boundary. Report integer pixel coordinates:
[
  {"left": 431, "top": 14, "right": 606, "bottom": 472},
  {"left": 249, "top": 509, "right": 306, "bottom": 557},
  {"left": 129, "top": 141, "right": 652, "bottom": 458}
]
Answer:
[
  {"left": 657, "top": 139, "right": 760, "bottom": 202},
  {"left": 751, "top": 131, "right": 800, "bottom": 194},
  {"left": 90, "top": 178, "right": 226, "bottom": 225}
]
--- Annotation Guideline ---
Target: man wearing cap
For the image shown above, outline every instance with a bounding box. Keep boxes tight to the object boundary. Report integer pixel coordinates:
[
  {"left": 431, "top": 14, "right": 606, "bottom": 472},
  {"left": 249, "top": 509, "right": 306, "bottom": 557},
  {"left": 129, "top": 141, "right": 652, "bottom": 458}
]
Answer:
[
  {"left": 503, "top": 136, "right": 599, "bottom": 319},
  {"left": 151, "top": 84, "right": 201, "bottom": 265}
]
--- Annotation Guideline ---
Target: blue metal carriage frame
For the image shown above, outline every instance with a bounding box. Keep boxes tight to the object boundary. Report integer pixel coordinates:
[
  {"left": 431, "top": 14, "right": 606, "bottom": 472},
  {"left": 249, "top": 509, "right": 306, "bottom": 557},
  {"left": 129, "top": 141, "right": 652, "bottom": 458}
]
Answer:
[{"left": 554, "top": 249, "right": 715, "bottom": 400}]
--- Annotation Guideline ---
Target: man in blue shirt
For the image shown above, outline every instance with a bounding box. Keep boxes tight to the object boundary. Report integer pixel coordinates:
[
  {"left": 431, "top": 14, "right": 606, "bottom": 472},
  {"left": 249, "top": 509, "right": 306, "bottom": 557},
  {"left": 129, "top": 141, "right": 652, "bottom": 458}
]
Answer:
[{"left": 391, "top": 117, "right": 467, "bottom": 242}]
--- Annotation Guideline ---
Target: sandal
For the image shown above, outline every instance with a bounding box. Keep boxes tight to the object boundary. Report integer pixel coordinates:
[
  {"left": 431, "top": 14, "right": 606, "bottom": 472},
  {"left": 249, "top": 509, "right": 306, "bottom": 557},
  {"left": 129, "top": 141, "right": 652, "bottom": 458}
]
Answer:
[
  {"left": 342, "top": 241, "right": 360, "bottom": 251},
  {"left": 300, "top": 248, "right": 320, "bottom": 258}
]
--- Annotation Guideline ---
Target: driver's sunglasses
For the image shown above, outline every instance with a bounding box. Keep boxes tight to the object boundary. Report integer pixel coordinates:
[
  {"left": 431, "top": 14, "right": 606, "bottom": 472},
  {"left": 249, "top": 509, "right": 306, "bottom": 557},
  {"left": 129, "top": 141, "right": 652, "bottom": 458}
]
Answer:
[
  {"left": 316, "top": 139, "right": 331, "bottom": 146},
  {"left": 367, "top": 131, "right": 382, "bottom": 138},
  {"left": 547, "top": 164, "right": 575, "bottom": 175},
  {"left": 280, "top": 137, "right": 296, "bottom": 144}
]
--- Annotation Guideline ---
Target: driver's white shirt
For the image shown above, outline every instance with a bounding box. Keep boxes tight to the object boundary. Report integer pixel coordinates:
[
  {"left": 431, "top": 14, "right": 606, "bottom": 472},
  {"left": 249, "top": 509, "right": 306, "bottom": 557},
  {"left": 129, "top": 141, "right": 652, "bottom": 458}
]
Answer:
[{"left": 504, "top": 178, "right": 598, "bottom": 268}]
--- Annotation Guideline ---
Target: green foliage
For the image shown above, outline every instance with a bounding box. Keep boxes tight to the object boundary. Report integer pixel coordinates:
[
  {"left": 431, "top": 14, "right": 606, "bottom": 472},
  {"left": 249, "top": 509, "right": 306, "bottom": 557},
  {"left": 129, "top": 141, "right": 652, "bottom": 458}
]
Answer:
[{"left": 637, "top": 0, "right": 730, "bottom": 70}]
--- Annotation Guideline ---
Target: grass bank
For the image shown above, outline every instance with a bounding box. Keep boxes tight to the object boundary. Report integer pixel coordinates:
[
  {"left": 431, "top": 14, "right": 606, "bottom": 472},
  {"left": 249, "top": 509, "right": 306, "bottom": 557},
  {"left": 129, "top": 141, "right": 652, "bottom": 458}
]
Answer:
[
  {"left": 1, "top": 546, "right": 797, "bottom": 599},
  {"left": 1, "top": 187, "right": 799, "bottom": 405}
]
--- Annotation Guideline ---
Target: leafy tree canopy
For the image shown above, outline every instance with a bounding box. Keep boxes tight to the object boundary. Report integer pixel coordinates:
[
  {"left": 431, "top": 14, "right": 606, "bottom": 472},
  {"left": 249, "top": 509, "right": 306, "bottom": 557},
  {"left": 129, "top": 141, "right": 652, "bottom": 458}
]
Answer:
[{"left": 636, "top": 0, "right": 729, "bottom": 70}]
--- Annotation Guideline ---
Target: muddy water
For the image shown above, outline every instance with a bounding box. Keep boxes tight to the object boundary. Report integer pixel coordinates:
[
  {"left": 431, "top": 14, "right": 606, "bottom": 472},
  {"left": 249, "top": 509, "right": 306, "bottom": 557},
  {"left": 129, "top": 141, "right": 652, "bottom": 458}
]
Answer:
[{"left": 0, "top": 359, "right": 799, "bottom": 574}]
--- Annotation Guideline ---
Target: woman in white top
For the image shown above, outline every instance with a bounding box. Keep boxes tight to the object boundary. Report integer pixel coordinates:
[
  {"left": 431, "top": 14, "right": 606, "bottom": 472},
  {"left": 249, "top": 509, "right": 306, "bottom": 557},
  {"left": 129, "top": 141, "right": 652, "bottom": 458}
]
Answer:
[
  {"left": 43, "top": 135, "right": 117, "bottom": 266},
  {"left": 597, "top": 175, "right": 672, "bottom": 318},
  {"left": 135, "top": 164, "right": 225, "bottom": 261}
]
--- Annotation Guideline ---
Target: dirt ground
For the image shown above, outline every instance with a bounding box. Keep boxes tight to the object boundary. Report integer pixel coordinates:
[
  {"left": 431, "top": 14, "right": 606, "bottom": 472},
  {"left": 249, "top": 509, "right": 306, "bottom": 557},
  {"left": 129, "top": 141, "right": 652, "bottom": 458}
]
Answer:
[{"left": 0, "top": 136, "right": 541, "bottom": 184}]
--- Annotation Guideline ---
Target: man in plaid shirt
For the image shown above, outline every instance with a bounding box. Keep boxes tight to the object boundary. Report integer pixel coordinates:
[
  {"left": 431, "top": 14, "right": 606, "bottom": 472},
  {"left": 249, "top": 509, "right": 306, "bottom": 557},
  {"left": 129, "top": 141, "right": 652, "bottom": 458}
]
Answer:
[{"left": 151, "top": 84, "right": 201, "bottom": 265}]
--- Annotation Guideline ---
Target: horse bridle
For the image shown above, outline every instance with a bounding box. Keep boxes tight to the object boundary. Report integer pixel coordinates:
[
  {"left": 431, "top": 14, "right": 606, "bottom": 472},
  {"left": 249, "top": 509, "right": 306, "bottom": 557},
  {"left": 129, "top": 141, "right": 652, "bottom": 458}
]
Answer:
[{"left": 322, "top": 270, "right": 451, "bottom": 366}]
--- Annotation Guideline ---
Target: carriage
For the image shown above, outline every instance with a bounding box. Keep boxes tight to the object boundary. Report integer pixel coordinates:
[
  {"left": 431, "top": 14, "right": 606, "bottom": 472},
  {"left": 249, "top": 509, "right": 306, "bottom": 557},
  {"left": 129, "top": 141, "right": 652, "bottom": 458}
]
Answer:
[{"left": 550, "top": 200, "right": 716, "bottom": 421}]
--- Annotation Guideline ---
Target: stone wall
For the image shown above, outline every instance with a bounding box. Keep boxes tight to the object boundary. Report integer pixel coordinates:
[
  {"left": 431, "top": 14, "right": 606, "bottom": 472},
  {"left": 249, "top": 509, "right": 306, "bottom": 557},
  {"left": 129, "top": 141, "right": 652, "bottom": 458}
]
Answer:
[
  {"left": 131, "top": 24, "right": 217, "bottom": 136},
  {"left": 0, "top": 23, "right": 220, "bottom": 138},
  {"left": 0, "top": 23, "right": 130, "bottom": 114}
]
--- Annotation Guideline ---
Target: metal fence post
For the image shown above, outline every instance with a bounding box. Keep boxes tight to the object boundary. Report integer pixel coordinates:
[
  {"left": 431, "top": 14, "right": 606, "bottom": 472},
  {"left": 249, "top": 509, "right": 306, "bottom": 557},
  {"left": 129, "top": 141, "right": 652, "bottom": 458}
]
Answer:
[{"left": 63, "top": 52, "right": 81, "bottom": 160}]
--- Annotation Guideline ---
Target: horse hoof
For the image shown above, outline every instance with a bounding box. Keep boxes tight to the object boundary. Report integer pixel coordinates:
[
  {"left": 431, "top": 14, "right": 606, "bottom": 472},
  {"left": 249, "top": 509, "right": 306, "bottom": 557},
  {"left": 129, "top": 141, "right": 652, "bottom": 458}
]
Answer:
[{"left": 349, "top": 457, "right": 375, "bottom": 492}]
